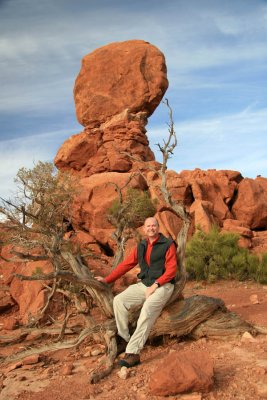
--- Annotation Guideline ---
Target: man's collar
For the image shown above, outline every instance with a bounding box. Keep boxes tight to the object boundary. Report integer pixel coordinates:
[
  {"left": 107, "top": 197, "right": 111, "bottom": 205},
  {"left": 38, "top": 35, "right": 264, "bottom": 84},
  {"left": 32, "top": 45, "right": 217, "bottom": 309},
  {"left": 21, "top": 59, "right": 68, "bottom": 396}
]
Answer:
[{"left": 147, "top": 234, "right": 161, "bottom": 246}]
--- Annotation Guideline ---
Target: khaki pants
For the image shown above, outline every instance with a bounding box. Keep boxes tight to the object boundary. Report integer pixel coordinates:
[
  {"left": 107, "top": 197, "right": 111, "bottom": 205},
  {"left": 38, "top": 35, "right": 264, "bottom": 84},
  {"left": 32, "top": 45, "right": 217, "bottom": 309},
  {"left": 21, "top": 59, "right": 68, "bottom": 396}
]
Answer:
[{"left": 113, "top": 282, "right": 174, "bottom": 354}]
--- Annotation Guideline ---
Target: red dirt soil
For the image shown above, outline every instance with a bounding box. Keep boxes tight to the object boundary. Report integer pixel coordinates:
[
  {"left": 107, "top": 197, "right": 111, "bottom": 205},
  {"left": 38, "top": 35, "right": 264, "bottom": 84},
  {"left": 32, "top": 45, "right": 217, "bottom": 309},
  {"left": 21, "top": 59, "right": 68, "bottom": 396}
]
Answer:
[{"left": 1, "top": 280, "right": 267, "bottom": 400}]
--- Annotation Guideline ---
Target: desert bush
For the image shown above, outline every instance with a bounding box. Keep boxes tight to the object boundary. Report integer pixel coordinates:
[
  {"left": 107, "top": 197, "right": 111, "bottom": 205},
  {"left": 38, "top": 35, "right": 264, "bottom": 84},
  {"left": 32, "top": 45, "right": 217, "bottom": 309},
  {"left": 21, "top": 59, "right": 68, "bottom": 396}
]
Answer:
[
  {"left": 108, "top": 188, "right": 157, "bottom": 230},
  {"left": 186, "top": 226, "right": 267, "bottom": 283},
  {"left": 256, "top": 253, "right": 267, "bottom": 284}
]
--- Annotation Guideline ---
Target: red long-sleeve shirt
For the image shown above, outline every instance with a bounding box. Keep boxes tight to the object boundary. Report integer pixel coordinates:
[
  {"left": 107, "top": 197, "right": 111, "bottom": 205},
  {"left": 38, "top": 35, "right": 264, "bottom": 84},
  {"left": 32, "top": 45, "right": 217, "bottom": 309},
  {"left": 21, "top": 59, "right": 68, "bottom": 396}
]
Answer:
[{"left": 104, "top": 237, "right": 178, "bottom": 286}]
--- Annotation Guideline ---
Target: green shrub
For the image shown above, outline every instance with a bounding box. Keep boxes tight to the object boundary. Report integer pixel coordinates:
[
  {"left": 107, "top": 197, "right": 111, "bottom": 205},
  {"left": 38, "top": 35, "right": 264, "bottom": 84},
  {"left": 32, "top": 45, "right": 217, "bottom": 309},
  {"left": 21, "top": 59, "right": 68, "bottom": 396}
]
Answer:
[
  {"left": 186, "top": 226, "right": 267, "bottom": 283},
  {"left": 31, "top": 266, "right": 44, "bottom": 277},
  {"left": 108, "top": 188, "right": 157, "bottom": 229},
  {"left": 256, "top": 253, "right": 267, "bottom": 284}
]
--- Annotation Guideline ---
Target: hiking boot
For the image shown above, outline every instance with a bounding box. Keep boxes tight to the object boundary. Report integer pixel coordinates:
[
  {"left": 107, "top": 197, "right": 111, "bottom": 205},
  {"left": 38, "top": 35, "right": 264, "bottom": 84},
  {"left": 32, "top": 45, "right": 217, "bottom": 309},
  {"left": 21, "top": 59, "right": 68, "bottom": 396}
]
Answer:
[
  {"left": 116, "top": 337, "right": 127, "bottom": 356},
  {"left": 119, "top": 353, "right": 140, "bottom": 368}
]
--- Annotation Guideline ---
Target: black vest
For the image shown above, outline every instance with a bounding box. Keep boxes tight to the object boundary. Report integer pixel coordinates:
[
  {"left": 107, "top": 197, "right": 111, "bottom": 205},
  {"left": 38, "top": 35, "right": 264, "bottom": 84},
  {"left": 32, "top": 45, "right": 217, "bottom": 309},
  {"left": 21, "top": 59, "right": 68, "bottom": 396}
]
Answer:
[{"left": 137, "top": 233, "right": 175, "bottom": 286}]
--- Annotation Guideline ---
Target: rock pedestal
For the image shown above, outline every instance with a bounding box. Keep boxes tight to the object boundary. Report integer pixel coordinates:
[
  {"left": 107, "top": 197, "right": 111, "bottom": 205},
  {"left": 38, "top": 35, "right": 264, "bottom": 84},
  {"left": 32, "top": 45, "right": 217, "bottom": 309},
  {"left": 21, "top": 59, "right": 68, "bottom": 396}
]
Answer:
[{"left": 55, "top": 39, "right": 168, "bottom": 177}]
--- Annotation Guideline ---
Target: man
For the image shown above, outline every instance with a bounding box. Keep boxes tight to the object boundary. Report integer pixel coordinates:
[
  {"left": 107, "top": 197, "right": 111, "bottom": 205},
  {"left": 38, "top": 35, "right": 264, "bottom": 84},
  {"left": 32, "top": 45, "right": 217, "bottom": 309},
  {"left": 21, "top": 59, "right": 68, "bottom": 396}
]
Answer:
[{"left": 96, "top": 217, "right": 177, "bottom": 368}]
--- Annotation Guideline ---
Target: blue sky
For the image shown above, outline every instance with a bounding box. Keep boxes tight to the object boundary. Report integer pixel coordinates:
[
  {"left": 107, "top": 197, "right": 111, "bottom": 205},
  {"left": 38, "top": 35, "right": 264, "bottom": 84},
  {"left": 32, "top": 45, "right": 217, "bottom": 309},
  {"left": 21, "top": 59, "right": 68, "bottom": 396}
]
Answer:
[{"left": 1, "top": 0, "right": 267, "bottom": 198}]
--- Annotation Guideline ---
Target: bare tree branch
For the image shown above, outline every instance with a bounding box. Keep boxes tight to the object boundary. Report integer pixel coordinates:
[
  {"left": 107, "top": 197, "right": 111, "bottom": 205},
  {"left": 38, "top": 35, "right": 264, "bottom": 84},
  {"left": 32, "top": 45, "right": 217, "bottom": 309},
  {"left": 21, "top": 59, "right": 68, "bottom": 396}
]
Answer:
[
  {"left": 114, "top": 99, "right": 191, "bottom": 301},
  {"left": 14, "top": 270, "right": 110, "bottom": 292},
  {"left": 10, "top": 250, "right": 49, "bottom": 261}
]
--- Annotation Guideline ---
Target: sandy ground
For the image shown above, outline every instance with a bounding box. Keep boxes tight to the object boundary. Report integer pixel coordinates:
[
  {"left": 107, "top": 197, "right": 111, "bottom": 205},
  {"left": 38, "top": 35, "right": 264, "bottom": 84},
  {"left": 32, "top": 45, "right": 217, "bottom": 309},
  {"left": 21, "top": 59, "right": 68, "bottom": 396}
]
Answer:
[{"left": 0, "top": 280, "right": 267, "bottom": 400}]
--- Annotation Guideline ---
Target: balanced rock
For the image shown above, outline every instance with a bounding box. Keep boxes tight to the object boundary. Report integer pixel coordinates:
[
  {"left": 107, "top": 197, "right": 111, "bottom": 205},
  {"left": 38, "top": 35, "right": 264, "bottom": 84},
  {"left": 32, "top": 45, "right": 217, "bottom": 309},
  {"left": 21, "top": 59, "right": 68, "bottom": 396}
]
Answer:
[
  {"left": 74, "top": 39, "right": 168, "bottom": 127},
  {"left": 55, "top": 40, "right": 167, "bottom": 177}
]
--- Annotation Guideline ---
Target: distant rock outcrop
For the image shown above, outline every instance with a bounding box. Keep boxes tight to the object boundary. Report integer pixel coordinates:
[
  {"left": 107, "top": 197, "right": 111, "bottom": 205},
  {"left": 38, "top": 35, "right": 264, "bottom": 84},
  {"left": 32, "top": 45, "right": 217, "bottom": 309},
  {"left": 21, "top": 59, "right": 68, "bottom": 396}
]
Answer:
[{"left": 232, "top": 177, "right": 267, "bottom": 229}]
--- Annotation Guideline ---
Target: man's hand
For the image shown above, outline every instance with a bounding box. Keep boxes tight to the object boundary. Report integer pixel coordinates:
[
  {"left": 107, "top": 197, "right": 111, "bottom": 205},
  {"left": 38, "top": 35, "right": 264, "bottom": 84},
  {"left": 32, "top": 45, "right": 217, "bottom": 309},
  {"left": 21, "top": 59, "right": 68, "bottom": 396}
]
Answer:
[
  {"left": 145, "top": 283, "right": 158, "bottom": 299},
  {"left": 95, "top": 276, "right": 106, "bottom": 283}
]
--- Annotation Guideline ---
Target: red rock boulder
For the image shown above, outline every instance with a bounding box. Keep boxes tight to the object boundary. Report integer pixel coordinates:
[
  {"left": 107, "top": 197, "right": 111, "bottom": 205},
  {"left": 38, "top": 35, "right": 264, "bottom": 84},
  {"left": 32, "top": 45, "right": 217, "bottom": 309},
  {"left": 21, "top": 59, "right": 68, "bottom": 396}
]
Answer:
[
  {"left": 0, "top": 245, "right": 53, "bottom": 324},
  {"left": 222, "top": 219, "right": 253, "bottom": 238},
  {"left": 232, "top": 178, "right": 267, "bottom": 229},
  {"left": 252, "top": 231, "right": 267, "bottom": 253},
  {"left": 149, "top": 350, "right": 214, "bottom": 396},
  {"left": 74, "top": 40, "right": 168, "bottom": 127},
  {"left": 55, "top": 113, "right": 156, "bottom": 176},
  {"left": 221, "top": 218, "right": 254, "bottom": 249},
  {"left": 9, "top": 260, "right": 52, "bottom": 324},
  {"left": 190, "top": 200, "right": 215, "bottom": 233},
  {"left": 71, "top": 171, "right": 148, "bottom": 247},
  {"left": 55, "top": 40, "right": 167, "bottom": 177},
  {"left": 180, "top": 169, "right": 242, "bottom": 223},
  {"left": 146, "top": 169, "right": 193, "bottom": 208}
]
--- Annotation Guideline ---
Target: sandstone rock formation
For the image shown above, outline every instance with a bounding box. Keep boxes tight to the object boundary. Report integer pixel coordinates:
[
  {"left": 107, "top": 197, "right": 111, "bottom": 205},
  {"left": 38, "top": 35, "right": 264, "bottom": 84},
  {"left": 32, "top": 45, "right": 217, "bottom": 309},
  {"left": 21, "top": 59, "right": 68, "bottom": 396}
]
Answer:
[
  {"left": 0, "top": 245, "right": 53, "bottom": 325},
  {"left": 65, "top": 165, "right": 267, "bottom": 254},
  {"left": 54, "top": 40, "right": 267, "bottom": 255},
  {"left": 55, "top": 39, "right": 168, "bottom": 177},
  {"left": 232, "top": 177, "right": 267, "bottom": 229},
  {"left": 71, "top": 171, "right": 148, "bottom": 247},
  {"left": 55, "top": 115, "right": 157, "bottom": 176},
  {"left": 74, "top": 40, "right": 168, "bottom": 127},
  {"left": 180, "top": 169, "right": 242, "bottom": 223},
  {"left": 1, "top": 39, "right": 267, "bottom": 324}
]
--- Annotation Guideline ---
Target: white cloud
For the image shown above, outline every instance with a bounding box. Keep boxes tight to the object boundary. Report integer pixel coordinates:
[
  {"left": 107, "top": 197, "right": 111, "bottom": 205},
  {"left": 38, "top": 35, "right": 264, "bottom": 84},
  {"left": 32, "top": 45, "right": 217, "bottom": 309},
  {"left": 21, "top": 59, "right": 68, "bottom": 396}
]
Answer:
[
  {"left": 148, "top": 107, "right": 267, "bottom": 178},
  {"left": 0, "top": 78, "right": 74, "bottom": 112},
  {"left": 214, "top": 15, "right": 243, "bottom": 36},
  {"left": 167, "top": 42, "right": 267, "bottom": 74},
  {"left": 0, "top": 0, "right": 266, "bottom": 123},
  {"left": 177, "top": 107, "right": 267, "bottom": 138},
  {"left": 0, "top": 128, "right": 74, "bottom": 198},
  {"left": 0, "top": 35, "right": 39, "bottom": 59},
  {"left": 0, "top": 0, "right": 267, "bottom": 192}
]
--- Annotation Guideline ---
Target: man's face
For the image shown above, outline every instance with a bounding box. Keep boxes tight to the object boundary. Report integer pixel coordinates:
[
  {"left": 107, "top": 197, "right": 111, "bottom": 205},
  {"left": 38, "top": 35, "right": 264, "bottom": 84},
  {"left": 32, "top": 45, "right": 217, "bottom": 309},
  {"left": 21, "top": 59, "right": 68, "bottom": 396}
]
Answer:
[{"left": 143, "top": 218, "right": 159, "bottom": 239}]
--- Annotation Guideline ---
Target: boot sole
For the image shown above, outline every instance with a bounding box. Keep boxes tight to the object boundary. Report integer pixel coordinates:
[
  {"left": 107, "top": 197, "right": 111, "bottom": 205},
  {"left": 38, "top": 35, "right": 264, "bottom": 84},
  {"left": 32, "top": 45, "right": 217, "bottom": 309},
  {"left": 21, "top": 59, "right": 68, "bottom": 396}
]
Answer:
[{"left": 119, "top": 359, "right": 141, "bottom": 368}]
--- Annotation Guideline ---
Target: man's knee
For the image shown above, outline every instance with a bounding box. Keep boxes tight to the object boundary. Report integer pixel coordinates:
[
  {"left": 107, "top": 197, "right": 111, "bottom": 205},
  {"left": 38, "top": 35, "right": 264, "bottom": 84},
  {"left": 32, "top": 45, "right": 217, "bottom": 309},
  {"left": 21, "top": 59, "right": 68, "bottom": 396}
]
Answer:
[
  {"left": 141, "top": 299, "right": 164, "bottom": 319},
  {"left": 141, "top": 303, "right": 158, "bottom": 319},
  {"left": 113, "top": 292, "right": 124, "bottom": 309}
]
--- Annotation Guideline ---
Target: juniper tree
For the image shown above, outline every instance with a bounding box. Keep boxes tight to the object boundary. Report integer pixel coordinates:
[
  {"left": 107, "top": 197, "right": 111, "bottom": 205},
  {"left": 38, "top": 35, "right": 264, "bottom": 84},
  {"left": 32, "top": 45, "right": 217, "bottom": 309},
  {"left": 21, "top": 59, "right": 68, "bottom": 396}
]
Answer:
[{"left": 0, "top": 161, "right": 114, "bottom": 327}]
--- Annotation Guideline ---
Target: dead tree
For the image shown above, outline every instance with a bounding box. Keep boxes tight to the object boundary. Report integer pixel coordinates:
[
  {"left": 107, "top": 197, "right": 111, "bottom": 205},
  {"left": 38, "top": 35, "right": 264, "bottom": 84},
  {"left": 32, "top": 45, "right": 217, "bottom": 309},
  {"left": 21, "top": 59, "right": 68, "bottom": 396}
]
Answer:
[{"left": 154, "top": 98, "right": 191, "bottom": 302}]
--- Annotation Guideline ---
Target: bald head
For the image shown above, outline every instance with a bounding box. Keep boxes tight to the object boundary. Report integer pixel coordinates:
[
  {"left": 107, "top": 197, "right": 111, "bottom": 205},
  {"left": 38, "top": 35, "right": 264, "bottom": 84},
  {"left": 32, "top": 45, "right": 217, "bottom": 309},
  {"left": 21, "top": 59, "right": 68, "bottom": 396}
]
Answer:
[
  {"left": 144, "top": 217, "right": 159, "bottom": 226},
  {"left": 143, "top": 217, "right": 160, "bottom": 242}
]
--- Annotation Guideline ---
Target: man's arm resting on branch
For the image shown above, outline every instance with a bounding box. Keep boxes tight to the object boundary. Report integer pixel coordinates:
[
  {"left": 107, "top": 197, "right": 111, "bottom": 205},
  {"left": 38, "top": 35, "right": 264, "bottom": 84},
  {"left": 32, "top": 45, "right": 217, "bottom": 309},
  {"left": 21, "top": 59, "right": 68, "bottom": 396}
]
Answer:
[{"left": 95, "top": 247, "right": 138, "bottom": 284}]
